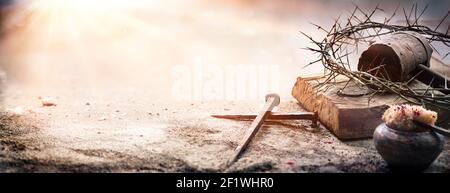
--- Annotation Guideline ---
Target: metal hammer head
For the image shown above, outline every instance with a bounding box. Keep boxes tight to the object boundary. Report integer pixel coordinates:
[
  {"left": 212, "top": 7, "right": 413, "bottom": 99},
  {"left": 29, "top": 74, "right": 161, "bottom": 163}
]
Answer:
[
  {"left": 265, "top": 93, "right": 280, "bottom": 106},
  {"left": 358, "top": 31, "right": 432, "bottom": 82}
]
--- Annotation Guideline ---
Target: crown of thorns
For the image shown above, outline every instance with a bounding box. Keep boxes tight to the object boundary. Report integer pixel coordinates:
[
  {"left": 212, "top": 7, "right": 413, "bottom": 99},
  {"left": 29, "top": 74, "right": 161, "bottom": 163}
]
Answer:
[{"left": 302, "top": 3, "right": 450, "bottom": 111}]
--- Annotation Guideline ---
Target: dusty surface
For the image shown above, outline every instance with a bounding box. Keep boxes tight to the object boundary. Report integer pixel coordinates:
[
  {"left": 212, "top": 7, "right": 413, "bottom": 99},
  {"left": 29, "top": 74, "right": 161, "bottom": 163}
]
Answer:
[
  {"left": 1, "top": 83, "right": 450, "bottom": 173},
  {"left": 1, "top": 0, "right": 450, "bottom": 173}
]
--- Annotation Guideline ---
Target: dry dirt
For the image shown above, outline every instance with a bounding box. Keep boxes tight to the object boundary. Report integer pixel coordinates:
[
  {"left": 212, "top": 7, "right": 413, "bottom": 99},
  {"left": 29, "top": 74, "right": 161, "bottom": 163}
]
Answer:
[{"left": 1, "top": 84, "right": 449, "bottom": 173}]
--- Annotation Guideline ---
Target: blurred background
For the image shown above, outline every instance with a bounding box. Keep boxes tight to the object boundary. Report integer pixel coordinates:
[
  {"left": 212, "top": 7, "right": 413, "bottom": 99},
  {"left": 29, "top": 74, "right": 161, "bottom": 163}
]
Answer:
[{"left": 0, "top": 0, "right": 449, "bottom": 102}]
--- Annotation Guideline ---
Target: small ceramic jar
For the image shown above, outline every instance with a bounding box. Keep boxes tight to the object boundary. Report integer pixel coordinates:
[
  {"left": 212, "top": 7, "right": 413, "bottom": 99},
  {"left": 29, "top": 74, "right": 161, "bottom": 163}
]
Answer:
[{"left": 373, "top": 123, "right": 444, "bottom": 171}]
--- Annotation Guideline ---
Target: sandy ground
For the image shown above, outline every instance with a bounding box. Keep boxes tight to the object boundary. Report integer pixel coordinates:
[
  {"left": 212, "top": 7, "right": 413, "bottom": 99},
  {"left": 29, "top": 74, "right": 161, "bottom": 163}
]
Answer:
[
  {"left": 1, "top": 83, "right": 449, "bottom": 173},
  {"left": 1, "top": 0, "right": 450, "bottom": 173}
]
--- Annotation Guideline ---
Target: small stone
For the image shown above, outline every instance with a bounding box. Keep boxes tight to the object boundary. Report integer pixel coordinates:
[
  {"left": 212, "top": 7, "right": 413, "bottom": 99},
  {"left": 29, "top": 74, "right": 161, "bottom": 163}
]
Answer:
[
  {"left": 98, "top": 116, "right": 107, "bottom": 121},
  {"left": 323, "top": 140, "right": 333, "bottom": 144},
  {"left": 39, "top": 96, "right": 57, "bottom": 107}
]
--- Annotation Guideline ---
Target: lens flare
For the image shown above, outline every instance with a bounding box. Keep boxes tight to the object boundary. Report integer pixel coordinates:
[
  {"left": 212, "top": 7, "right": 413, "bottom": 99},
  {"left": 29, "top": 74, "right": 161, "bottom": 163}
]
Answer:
[{"left": 1, "top": 0, "right": 173, "bottom": 87}]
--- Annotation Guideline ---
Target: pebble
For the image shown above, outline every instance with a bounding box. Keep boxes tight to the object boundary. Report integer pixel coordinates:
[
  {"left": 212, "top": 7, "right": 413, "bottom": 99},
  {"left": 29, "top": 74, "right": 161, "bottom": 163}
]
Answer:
[
  {"left": 287, "top": 160, "right": 295, "bottom": 166},
  {"left": 39, "top": 96, "right": 57, "bottom": 107}
]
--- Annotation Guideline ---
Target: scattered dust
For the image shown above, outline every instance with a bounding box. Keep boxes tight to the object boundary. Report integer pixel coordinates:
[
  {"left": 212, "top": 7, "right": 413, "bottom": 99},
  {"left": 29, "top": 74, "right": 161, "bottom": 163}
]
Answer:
[{"left": 1, "top": 100, "right": 450, "bottom": 172}]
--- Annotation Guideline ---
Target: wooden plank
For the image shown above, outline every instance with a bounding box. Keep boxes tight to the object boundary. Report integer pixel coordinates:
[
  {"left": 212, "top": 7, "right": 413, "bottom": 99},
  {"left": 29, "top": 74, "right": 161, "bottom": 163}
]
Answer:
[{"left": 291, "top": 77, "right": 432, "bottom": 140}]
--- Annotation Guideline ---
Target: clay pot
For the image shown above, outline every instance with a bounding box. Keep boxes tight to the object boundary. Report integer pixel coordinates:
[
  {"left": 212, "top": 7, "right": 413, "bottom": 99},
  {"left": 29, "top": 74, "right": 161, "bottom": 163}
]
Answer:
[{"left": 373, "top": 123, "right": 444, "bottom": 171}]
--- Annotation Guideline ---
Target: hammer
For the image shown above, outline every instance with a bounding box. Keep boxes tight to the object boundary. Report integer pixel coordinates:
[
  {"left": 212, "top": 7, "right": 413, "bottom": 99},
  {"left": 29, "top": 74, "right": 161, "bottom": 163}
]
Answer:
[{"left": 358, "top": 31, "right": 450, "bottom": 94}]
